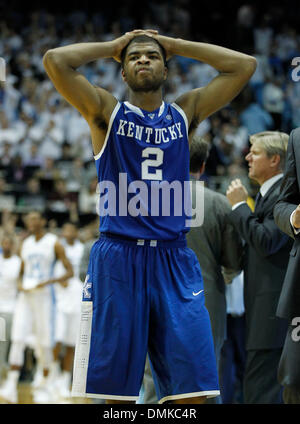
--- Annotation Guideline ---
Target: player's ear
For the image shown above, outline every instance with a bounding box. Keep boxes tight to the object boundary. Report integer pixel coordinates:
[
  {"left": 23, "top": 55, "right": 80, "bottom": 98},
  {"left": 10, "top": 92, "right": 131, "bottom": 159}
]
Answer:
[
  {"left": 163, "top": 65, "right": 168, "bottom": 81},
  {"left": 121, "top": 68, "right": 127, "bottom": 82}
]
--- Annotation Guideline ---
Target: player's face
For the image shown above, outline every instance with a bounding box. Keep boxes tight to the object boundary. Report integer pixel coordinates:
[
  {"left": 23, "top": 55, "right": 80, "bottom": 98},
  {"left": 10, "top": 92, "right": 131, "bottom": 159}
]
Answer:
[
  {"left": 25, "top": 212, "right": 45, "bottom": 233},
  {"left": 245, "top": 142, "right": 273, "bottom": 184},
  {"left": 1, "top": 238, "right": 13, "bottom": 254},
  {"left": 62, "top": 224, "right": 77, "bottom": 241},
  {"left": 122, "top": 42, "right": 167, "bottom": 92}
]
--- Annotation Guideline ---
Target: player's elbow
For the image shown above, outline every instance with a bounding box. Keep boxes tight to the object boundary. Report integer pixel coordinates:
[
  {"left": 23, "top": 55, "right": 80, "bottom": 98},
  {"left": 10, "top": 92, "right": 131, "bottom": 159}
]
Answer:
[
  {"left": 43, "top": 49, "right": 61, "bottom": 71},
  {"left": 241, "top": 56, "right": 257, "bottom": 78}
]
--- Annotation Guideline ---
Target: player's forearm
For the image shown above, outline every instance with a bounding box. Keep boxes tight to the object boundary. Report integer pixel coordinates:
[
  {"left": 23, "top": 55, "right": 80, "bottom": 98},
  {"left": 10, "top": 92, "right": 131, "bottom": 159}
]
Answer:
[
  {"left": 170, "top": 38, "right": 256, "bottom": 75},
  {"left": 43, "top": 41, "right": 117, "bottom": 70}
]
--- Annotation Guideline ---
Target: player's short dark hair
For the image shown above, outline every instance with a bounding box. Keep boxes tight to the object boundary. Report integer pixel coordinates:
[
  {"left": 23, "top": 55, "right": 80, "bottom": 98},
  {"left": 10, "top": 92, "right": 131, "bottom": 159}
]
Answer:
[
  {"left": 62, "top": 221, "right": 78, "bottom": 229},
  {"left": 189, "top": 135, "right": 210, "bottom": 173},
  {"left": 26, "top": 210, "right": 44, "bottom": 218},
  {"left": 121, "top": 35, "right": 167, "bottom": 67}
]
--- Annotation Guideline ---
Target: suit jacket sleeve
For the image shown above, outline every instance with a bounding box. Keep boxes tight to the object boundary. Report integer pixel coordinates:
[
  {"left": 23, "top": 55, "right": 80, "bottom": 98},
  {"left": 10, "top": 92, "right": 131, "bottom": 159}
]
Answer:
[
  {"left": 274, "top": 129, "right": 300, "bottom": 240},
  {"left": 228, "top": 202, "right": 289, "bottom": 258},
  {"left": 217, "top": 195, "right": 243, "bottom": 281}
]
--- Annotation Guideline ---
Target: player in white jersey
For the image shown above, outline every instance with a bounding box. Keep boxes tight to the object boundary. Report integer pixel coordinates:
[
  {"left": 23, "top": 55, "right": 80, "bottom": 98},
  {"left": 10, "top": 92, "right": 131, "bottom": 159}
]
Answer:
[
  {"left": 0, "top": 234, "right": 21, "bottom": 383},
  {"left": 0, "top": 211, "right": 73, "bottom": 404},
  {"left": 50, "top": 222, "right": 84, "bottom": 399}
]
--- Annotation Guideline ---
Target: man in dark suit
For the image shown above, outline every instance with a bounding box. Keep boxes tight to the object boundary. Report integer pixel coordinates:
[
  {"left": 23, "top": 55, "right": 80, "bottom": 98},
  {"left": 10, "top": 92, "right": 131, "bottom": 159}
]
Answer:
[
  {"left": 273, "top": 127, "right": 300, "bottom": 404},
  {"left": 141, "top": 136, "right": 242, "bottom": 404},
  {"left": 187, "top": 136, "right": 243, "bottom": 372},
  {"left": 226, "top": 131, "right": 292, "bottom": 404}
]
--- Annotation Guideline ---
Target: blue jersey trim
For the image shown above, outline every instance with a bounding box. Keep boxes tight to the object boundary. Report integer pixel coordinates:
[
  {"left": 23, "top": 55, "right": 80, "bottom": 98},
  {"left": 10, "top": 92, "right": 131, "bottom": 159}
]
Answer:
[
  {"left": 94, "top": 101, "right": 121, "bottom": 161},
  {"left": 171, "top": 102, "right": 189, "bottom": 138}
]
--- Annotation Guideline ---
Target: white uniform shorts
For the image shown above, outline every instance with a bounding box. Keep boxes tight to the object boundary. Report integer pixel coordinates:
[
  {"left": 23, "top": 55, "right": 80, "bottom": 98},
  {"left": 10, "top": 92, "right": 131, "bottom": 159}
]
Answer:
[
  {"left": 11, "top": 289, "right": 53, "bottom": 348},
  {"left": 55, "top": 309, "right": 80, "bottom": 346}
]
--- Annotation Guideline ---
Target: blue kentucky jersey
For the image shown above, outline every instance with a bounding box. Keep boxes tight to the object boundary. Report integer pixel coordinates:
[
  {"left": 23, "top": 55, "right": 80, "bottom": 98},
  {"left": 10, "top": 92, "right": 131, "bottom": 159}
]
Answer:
[{"left": 94, "top": 100, "right": 192, "bottom": 240}]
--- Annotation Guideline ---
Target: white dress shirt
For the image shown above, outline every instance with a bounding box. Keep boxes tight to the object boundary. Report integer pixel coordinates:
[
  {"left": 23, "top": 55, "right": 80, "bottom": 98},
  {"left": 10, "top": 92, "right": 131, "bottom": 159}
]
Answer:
[{"left": 232, "top": 173, "right": 283, "bottom": 211}]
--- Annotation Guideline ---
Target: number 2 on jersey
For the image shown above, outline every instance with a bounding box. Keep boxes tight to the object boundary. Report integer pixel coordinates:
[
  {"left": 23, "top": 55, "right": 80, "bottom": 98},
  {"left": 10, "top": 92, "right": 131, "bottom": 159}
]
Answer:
[{"left": 141, "top": 147, "right": 164, "bottom": 180}]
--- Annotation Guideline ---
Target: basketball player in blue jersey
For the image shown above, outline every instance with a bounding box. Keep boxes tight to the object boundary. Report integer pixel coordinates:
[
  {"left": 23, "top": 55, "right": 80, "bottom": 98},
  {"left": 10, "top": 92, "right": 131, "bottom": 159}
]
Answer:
[{"left": 43, "top": 29, "right": 256, "bottom": 404}]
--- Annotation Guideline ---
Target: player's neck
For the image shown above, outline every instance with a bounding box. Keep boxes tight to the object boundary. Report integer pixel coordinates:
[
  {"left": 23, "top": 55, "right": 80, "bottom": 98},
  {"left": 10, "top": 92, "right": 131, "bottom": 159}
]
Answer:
[
  {"left": 2, "top": 252, "right": 12, "bottom": 259},
  {"left": 128, "top": 91, "right": 163, "bottom": 112},
  {"left": 34, "top": 230, "right": 46, "bottom": 241}
]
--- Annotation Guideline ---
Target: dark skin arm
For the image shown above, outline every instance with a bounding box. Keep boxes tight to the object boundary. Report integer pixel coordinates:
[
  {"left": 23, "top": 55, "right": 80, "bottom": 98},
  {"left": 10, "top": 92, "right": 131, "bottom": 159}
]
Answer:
[
  {"left": 43, "top": 29, "right": 256, "bottom": 152},
  {"left": 35, "top": 240, "right": 74, "bottom": 289},
  {"left": 43, "top": 31, "right": 157, "bottom": 156},
  {"left": 147, "top": 33, "right": 257, "bottom": 140}
]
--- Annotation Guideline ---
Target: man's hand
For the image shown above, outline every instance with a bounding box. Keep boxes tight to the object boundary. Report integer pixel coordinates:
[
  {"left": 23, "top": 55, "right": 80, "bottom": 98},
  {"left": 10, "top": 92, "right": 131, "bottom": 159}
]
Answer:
[
  {"left": 226, "top": 178, "right": 248, "bottom": 207},
  {"left": 112, "top": 29, "right": 159, "bottom": 62},
  {"left": 292, "top": 204, "right": 300, "bottom": 229},
  {"left": 58, "top": 280, "right": 69, "bottom": 288}
]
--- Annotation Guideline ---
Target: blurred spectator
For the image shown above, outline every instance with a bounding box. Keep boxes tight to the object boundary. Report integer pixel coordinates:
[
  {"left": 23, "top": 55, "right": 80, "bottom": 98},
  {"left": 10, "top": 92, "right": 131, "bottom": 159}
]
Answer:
[
  {"left": 47, "top": 178, "right": 78, "bottom": 225},
  {"left": 249, "top": 52, "right": 273, "bottom": 106},
  {"left": 16, "top": 177, "right": 46, "bottom": 213},
  {"left": 235, "top": 4, "right": 255, "bottom": 51},
  {"left": 34, "top": 156, "right": 61, "bottom": 192},
  {"left": 64, "top": 158, "right": 87, "bottom": 192},
  {"left": 286, "top": 82, "right": 300, "bottom": 129},
  {"left": 57, "top": 142, "right": 74, "bottom": 163},
  {"left": 253, "top": 15, "right": 273, "bottom": 56},
  {"left": 78, "top": 176, "right": 98, "bottom": 215},
  {"left": 23, "top": 143, "right": 44, "bottom": 168},
  {"left": 0, "top": 110, "right": 23, "bottom": 145},
  {"left": 5, "top": 155, "right": 28, "bottom": 190},
  {"left": 0, "top": 142, "right": 14, "bottom": 170},
  {"left": 38, "top": 118, "right": 64, "bottom": 160},
  {"left": 275, "top": 25, "right": 298, "bottom": 73},
  {"left": 262, "top": 76, "right": 285, "bottom": 130},
  {"left": 238, "top": 87, "right": 274, "bottom": 135},
  {"left": 0, "top": 178, "right": 16, "bottom": 212}
]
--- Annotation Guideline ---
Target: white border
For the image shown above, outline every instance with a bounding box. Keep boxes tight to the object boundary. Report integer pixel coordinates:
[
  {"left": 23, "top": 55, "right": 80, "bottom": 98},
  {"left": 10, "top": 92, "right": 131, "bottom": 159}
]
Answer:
[
  {"left": 171, "top": 102, "right": 189, "bottom": 138},
  {"left": 71, "top": 301, "right": 93, "bottom": 396},
  {"left": 124, "top": 101, "right": 145, "bottom": 117},
  {"left": 158, "top": 390, "right": 220, "bottom": 404},
  {"left": 94, "top": 102, "right": 121, "bottom": 161},
  {"left": 158, "top": 101, "right": 165, "bottom": 117},
  {"left": 71, "top": 393, "right": 139, "bottom": 402}
]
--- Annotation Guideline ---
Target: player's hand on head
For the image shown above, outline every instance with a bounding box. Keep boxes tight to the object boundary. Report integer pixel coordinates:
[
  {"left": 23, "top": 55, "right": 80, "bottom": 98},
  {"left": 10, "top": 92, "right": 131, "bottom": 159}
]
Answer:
[{"left": 112, "top": 29, "right": 159, "bottom": 63}]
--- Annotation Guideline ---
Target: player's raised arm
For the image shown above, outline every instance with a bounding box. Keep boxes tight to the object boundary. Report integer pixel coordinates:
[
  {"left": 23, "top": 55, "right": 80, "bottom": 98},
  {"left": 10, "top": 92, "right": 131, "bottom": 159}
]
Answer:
[
  {"left": 150, "top": 34, "right": 257, "bottom": 133},
  {"left": 42, "top": 33, "right": 143, "bottom": 153}
]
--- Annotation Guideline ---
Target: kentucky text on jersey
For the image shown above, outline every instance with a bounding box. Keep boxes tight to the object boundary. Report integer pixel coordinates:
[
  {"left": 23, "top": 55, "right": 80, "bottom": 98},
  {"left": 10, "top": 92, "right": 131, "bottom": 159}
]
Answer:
[
  {"left": 94, "top": 101, "right": 202, "bottom": 239},
  {"left": 116, "top": 119, "right": 184, "bottom": 143}
]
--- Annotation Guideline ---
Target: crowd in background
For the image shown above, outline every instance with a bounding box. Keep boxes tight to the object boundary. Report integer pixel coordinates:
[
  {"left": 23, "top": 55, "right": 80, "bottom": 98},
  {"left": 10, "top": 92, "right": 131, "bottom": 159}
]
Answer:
[
  {"left": 0, "top": 0, "right": 300, "bottom": 403},
  {"left": 1, "top": 3, "right": 300, "bottom": 245}
]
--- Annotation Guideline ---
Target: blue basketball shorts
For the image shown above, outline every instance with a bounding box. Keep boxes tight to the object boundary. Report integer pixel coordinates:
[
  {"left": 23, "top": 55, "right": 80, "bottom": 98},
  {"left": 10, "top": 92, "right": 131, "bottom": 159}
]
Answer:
[{"left": 71, "top": 234, "right": 220, "bottom": 403}]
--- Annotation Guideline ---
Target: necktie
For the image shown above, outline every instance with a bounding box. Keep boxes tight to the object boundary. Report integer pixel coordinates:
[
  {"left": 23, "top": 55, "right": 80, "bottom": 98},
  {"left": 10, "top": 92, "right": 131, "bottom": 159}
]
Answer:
[{"left": 255, "top": 191, "right": 262, "bottom": 211}]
